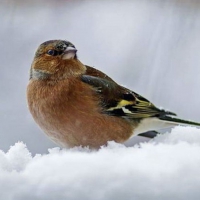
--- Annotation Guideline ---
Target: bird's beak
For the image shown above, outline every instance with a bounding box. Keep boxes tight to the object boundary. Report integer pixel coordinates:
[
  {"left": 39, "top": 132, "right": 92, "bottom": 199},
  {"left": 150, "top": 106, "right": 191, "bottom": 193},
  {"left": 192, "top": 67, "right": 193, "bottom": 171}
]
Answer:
[{"left": 62, "top": 46, "right": 77, "bottom": 60}]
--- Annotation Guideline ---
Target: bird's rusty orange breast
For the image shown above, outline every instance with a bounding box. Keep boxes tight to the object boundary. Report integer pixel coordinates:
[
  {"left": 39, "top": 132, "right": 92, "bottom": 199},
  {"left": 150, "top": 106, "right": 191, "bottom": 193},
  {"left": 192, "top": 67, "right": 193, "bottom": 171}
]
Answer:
[{"left": 27, "top": 78, "right": 134, "bottom": 148}]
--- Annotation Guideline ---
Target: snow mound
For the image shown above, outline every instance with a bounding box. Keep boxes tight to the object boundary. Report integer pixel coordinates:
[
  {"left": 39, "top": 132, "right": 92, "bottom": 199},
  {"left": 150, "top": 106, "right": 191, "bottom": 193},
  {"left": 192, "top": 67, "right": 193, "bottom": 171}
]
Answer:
[{"left": 1, "top": 126, "right": 200, "bottom": 200}]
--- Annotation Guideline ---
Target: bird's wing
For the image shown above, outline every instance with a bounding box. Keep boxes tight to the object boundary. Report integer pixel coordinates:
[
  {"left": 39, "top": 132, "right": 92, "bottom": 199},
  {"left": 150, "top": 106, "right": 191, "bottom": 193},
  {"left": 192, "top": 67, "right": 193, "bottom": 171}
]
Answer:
[
  {"left": 81, "top": 68, "right": 176, "bottom": 119},
  {"left": 85, "top": 65, "right": 116, "bottom": 82},
  {"left": 83, "top": 66, "right": 200, "bottom": 128}
]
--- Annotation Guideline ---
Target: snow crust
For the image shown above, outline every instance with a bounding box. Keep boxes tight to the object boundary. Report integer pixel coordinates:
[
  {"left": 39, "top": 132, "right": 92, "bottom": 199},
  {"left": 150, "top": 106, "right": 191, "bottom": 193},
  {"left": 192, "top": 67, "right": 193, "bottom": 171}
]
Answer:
[{"left": 1, "top": 126, "right": 200, "bottom": 200}]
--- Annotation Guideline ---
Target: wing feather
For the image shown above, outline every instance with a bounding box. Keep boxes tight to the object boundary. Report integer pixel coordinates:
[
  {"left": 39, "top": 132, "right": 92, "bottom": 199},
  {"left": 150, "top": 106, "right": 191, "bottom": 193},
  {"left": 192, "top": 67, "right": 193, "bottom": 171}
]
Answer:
[{"left": 82, "top": 66, "right": 176, "bottom": 119}]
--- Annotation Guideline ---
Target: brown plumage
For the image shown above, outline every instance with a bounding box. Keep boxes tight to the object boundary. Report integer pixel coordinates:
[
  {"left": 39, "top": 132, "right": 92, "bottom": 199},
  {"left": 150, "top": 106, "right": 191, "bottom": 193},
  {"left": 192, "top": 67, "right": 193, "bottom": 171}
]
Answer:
[{"left": 27, "top": 40, "right": 200, "bottom": 148}]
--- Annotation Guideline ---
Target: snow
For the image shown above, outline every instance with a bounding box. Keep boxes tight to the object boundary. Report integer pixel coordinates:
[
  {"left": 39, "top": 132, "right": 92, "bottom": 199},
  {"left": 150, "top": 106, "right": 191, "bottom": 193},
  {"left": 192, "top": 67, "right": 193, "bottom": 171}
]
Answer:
[{"left": 1, "top": 126, "right": 200, "bottom": 200}]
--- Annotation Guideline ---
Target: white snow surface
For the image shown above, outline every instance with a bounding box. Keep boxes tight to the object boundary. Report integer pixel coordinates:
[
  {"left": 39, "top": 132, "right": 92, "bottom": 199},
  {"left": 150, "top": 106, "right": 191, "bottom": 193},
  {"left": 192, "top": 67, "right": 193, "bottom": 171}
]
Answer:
[{"left": 1, "top": 126, "right": 200, "bottom": 200}]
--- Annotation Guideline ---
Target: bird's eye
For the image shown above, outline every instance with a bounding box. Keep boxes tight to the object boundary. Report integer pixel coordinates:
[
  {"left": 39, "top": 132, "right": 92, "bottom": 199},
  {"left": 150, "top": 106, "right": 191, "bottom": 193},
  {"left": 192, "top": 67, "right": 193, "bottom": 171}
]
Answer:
[{"left": 47, "top": 49, "right": 58, "bottom": 56}]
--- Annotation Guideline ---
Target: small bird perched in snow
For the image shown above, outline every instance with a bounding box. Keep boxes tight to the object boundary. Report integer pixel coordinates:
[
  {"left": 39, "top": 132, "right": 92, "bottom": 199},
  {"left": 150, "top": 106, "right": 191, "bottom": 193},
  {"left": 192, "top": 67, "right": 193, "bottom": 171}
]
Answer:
[{"left": 27, "top": 40, "right": 200, "bottom": 148}]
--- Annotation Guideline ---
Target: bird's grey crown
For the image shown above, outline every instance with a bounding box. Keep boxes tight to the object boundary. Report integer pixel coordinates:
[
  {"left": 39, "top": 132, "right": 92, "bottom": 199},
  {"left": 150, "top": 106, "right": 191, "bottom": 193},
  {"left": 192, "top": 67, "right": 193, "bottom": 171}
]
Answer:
[
  {"left": 41, "top": 40, "right": 75, "bottom": 49},
  {"left": 34, "top": 40, "right": 76, "bottom": 58}
]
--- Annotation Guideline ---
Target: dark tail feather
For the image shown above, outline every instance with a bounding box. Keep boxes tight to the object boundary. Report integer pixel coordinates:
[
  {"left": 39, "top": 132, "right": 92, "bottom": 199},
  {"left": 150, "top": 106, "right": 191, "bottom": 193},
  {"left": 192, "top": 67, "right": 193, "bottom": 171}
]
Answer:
[
  {"left": 159, "top": 109, "right": 177, "bottom": 117},
  {"left": 159, "top": 115, "right": 200, "bottom": 127},
  {"left": 139, "top": 131, "right": 160, "bottom": 138}
]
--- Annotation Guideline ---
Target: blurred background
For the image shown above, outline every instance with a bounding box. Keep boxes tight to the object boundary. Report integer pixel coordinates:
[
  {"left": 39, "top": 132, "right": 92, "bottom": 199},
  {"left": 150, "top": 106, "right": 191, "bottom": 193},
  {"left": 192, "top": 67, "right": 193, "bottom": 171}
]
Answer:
[{"left": 1, "top": 0, "right": 200, "bottom": 154}]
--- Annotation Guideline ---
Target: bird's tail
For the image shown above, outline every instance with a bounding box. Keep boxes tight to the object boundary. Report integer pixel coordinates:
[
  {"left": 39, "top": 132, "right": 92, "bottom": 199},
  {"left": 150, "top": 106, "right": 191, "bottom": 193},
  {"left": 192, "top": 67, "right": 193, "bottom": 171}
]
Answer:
[
  {"left": 159, "top": 115, "right": 200, "bottom": 127},
  {"left": 138, "top": 116, "right": 200, "bottom": 139},
  {"left": 134, "top": 114, "right": 200, "bottom": 136}
]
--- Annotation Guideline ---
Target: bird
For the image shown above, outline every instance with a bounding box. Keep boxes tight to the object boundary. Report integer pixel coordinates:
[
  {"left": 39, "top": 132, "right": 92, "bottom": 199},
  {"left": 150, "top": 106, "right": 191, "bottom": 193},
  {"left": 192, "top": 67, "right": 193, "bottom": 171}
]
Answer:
[{"left": 27, "top": 39, "right": 200, "bottom": 148}]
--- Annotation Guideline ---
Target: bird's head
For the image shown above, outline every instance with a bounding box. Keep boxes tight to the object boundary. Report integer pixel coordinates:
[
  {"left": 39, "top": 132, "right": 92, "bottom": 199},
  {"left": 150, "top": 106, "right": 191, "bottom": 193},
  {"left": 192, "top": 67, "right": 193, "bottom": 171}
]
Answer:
[{"left": 30, "top": 40, "right": 86, "bottom": 80}]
